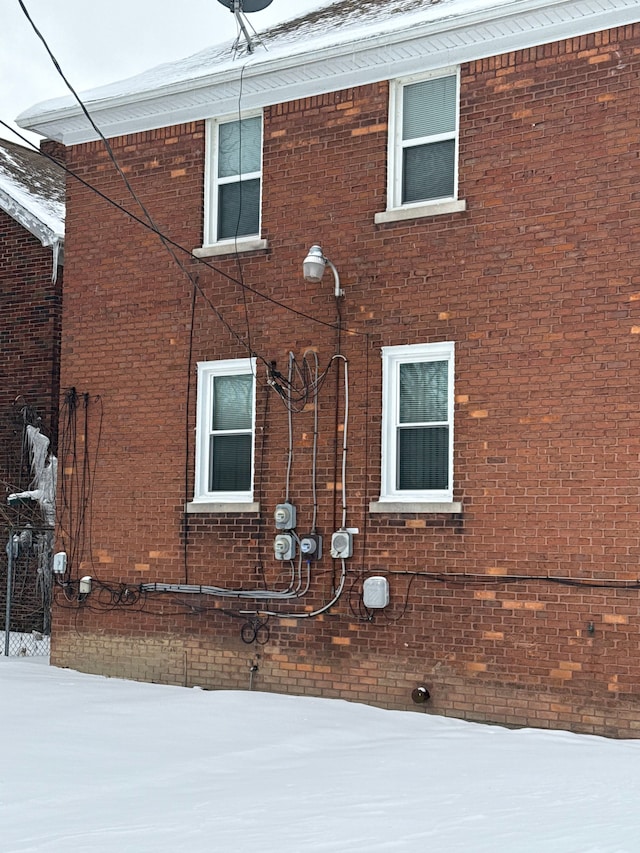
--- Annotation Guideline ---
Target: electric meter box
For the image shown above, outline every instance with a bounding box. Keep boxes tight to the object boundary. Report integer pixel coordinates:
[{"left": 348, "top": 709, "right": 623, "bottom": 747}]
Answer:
[
  {"left": 362, "top": 576, "right": 390, "bottom": 609},
  {"left": 274, "top": 533, "right": 295, "bottom": 561},
  {"left": 300, "top": 534, "right": 322, "bottom": 560},
  {"left": 274, "top": 503, "right": 296, "bottom": 530},
  {"left": 330, "top": 529, "right": 352, "bottom": 559}
]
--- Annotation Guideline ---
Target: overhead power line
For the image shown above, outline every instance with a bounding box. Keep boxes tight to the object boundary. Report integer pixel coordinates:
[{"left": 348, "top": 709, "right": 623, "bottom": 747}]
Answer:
[
  {"left": 1, "top": 119, "right": 354, "bottom": 344},
  {"left": 12, "top": 0, "right": 364, "bottom": 340}
]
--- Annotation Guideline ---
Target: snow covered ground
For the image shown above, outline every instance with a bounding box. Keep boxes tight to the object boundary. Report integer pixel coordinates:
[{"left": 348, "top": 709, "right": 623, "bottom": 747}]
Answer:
[{"left": 2, "top": 658, "right": 640, "bottom": 852}]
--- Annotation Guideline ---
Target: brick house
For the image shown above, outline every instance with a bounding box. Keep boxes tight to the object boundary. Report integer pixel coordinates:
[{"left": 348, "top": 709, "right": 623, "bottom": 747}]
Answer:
[
  {"left": 0, "top": 139, "right": 64, "bottom": 636},
  {"left": 0, "top": 139, "right": 64, "bottom": 474},
  {"left": 20, "top": 0, "right": 640, "bottom": 735}
]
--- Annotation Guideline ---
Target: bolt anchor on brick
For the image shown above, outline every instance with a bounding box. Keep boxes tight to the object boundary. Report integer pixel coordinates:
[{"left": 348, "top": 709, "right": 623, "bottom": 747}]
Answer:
[{"left": 249, "top": 657, "right": 259, "bottom": 691}]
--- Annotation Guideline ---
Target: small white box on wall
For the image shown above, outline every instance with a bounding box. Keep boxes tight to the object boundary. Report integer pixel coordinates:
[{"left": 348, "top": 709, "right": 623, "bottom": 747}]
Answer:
[{"left": 363, "top": 576, "right": 390, "bottom": 609}]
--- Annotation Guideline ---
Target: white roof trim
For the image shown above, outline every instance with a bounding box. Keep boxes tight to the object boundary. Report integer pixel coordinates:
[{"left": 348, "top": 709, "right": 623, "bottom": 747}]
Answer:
[
  {"left": 0, "top": 187, "right": 64, "bottom": 248},
  {"left": 20, "top": 0, "right": 640, "bottom": 145}
]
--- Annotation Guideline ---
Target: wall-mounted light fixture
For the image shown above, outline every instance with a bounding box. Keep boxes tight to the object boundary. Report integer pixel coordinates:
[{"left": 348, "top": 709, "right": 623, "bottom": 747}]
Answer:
[{"left": 302, "top": 244, "right": 344, "bottom": 298}]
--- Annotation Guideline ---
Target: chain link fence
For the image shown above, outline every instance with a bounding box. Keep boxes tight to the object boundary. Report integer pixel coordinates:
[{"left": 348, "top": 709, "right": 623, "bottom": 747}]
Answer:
[
  {"left": 1, "top": 525, "right": 52, "bottom": 657},
  {"left": 0, "top": 630, "right": 50, "bottom": 656}
]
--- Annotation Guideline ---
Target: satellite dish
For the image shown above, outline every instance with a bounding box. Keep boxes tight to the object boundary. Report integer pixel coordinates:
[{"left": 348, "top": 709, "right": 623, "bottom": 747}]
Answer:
[
  {"left": 216, "top": 0, "right": 273, "bottom": 54},
  {"left": 217, "top": 0, "right": 273, "bottom": 11}
]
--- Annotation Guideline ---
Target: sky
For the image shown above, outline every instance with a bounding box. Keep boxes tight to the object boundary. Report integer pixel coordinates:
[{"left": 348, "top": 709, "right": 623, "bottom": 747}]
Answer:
[
  {"left": 1, "top": 0, "right": 326, "bottom": 146},
  {"left": 3, "top": 654, "right": 640, "bottom": 852}
]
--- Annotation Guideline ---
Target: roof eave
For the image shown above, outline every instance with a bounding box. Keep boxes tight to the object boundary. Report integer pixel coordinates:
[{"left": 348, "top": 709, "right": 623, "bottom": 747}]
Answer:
[
  {"left": 0, "top": 187, "right": 64, "bottom": 248},
  {"left": 18, "top": 0, "right": 640, "bottom": 145}
]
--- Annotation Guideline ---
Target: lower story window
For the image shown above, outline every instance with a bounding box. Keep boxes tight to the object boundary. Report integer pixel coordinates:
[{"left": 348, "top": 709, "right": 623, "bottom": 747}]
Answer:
[
  {"left": 381, "top": 342, "right": 454, "bottom": 502},
  {"left": 194, "top": 358, "right": 255, "bottom": 503}
]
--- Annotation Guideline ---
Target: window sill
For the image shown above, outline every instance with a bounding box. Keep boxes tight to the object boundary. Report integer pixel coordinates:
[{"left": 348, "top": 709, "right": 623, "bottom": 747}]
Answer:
[
  {"left": 369, "top": 501, "right": 462, "bottom": 514},
  {"left": 193, "top": 238, "right": 268, "bottom": 258},
  {"left": 374, "top": 199, "right": 466, "bottom": 225},
  {"left": 185, "top": 501, "right": 260, "bottom": 514}
]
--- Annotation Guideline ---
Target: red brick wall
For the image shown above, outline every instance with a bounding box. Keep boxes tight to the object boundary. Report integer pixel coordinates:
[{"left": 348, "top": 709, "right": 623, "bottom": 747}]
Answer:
[
  {"left": 54, "top": 24, "right": 640, "bottom": 737},
  {"left": 0, "top": 211, "right": 61, "bottom": 485}
]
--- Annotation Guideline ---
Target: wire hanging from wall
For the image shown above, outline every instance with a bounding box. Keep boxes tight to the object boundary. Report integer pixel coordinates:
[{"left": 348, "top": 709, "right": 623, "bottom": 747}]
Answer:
[
  {"left": 142, "top": 348, "right": 351, "bottom": 616},
  {"left": 8, "top": 5, "right": 386, "bottom": 632},
  {"left": 57, "top": 389, "right": 103, "bottom": 579}
]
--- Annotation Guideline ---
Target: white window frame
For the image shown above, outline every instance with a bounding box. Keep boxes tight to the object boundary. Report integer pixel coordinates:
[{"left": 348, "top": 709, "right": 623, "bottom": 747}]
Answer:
[
  {"left": 193, "top": 357, "right": 256, "bottom": 505},
  {"left": 202, "top": 111, "right": 264, "bottom": 251},
  {"left": 377, "top": 68, "right": 464, "bottom": 223},
  {"left": 380, "top": 342, "right": 454, "bottom": 503}
]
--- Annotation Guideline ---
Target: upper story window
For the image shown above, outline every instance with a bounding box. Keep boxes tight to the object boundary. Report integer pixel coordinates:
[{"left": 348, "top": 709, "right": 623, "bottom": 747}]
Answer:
[
  {"left": 194, "top": 358, "right": 256, "bottom": 504},
  {"left": 400, "top": 73, "right": 458, "bottom": 204},
  {"left": 204, "top": 113, "right": 263, "bottom": 248},
  {"left": 376, "top": 69, "right": 464, "bottom": 223},
  {"left": 380, "top": 342, "right": 454, "bottom": 503}
]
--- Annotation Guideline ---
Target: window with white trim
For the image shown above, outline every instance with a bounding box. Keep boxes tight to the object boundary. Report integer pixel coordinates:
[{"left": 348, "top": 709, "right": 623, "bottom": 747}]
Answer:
[
  {"left": 205, "top": 114, "right": 262, "bottom": 245},
  {"left": 381, "top": 342, "right": 454, "bottom": 502},
  {"left": 388, "top": 70, "right": 460, "bottom": 211},
  {"left": 194, "top": 358, "right": 256, "bottom": 503}
]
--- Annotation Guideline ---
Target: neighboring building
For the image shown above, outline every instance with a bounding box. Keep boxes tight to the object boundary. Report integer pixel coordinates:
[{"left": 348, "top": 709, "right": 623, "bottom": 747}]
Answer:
[
  {"left": 19, "top": 0, "right": 640, "bottom": 735},
  {"left": 0, "top": 138, "right": 64, "bottom": 478},
  {"left": 0, "top": 138, "right": 64, "bottom": 639}
]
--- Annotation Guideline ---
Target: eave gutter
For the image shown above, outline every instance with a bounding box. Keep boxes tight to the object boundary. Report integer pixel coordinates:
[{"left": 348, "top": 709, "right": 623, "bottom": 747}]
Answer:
[{"left": 0, "top": 188, "right": 65, "bottom": 280}]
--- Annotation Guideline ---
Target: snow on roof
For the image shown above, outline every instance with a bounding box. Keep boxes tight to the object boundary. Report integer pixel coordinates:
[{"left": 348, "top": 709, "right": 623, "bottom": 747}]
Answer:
[
  {"left": 0, "top": 139, "right": 65, "bottom": 245},
  {"left": 21, "top": 0, "right": 519, "bottom": 112},
  {"left": 18, "top": 0, "right": 640, "bottom": 144}
]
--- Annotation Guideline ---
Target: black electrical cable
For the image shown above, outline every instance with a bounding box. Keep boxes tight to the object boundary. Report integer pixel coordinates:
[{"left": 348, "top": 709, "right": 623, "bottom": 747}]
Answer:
[
  {"left": 55, "top": 390, "right": 103, "bottom": 579},
  {"left": 385, "top": 569, "right": 640, "bottom": 590},
  {"left": 53, "top": 575, "right": 266, "bottom": 629},
  {"left": 252, "top": 379, "right": 271, "bottom": 571},
  {"left": 5, "top": 9, "right": 377, "bottom": 565},
  {"left": 232, "top": 62, "right": 254, "bottom": 355},
  {"left": 347, "top": 573, "right": 371, "bottom": 621},
  {"left": 2, "top": 122, "right": 364, "bottom": 604},
  {"left": 54, "top": 559, "right": 640, "bottom": 637},
  {"left": 84, "top": 395, "right": 103, "bottom": 578},
  {"left": 57, "top": 389, "right": 80, "bottom": 570},
  {"left": 240, "top": 616, "right": 270, "bottom": 644},
  {"left": 0, "top": 117, "right": 362, "bottom": 339},
  {"left": 268, "top": 351, "right": 336, "bottom": 414},
  {"left": 15, "top": 0, "right": 167, "bottom": 246},
  {"left": 182, "top": 275, "right": 199, "bottom": 586},
  {"left": 79, "top": 394, "right": 91, "bottom": 567},
  {"left": 380, "top": 573, "right": 417, "bottom": 623},
  {"left": 8, "top": 7, "right": 389, "bottom": 629}
]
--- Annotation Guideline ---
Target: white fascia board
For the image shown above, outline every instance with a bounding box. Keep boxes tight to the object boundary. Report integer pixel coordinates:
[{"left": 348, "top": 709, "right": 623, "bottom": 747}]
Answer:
[
  {"left": 0, "top": 188, "right": 63, "bottom": 248},
  {"left": 20, "top": 0, "right": 640, "bottom": 145}
]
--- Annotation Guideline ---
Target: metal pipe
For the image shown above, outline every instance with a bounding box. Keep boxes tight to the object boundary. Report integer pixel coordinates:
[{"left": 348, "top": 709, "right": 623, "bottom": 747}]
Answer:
[{"left": 4, "top": 531, "right": 14, "bottom": 657}]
